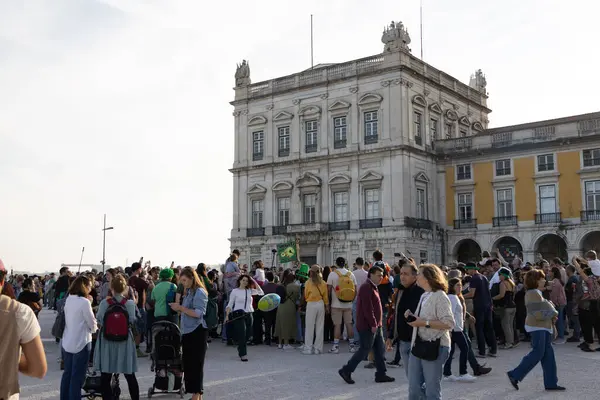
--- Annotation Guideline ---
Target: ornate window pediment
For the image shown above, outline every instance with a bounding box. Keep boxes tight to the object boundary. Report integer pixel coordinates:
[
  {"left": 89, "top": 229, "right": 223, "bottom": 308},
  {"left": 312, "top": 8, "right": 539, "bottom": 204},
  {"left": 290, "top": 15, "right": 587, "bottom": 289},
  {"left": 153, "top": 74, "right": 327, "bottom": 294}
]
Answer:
[
  {"left": 429, "top": 103, "right": 442, "bottom": 114},
  {"left": 414, "top": 172, "right": 430, "bottom": 183},
  {"left": 272, "top": 181, "right": 294, "bottom": 192},
  {"left": 247, "top": 183, "right": 267, "bottom": 196},
  {"left": 412, "top": 95, "right": 427, "bottom": 108},
  {"left": 273, "top": 111, "right": 294, "bottom": 122},
  {"left": 248, "top": 115, "right": 267, "bottom": 126},
  {"left": 459, "top": 116, "right": 471, "bottom": 126},
  {"left": 328, "top": 100, "right": 351, "bottom": 112},
  {"left": 472, "top": 121, "right": 484, "bottom": 132},
  {"left": 328, "top": 173, "right": 352, "bottom": 187},
  {"left": 299, "top": 105, "right": 322, "bottom": 117},
  {"left": 444, "top": 109, "right": 458, "bottom": 121},
  {"left": 359, "top": 171, "right": 383, "bottom": 183},
  {"left": 296, "top": 172, "right": 322, "bottom": 188},
  {"left": 358, "top": 93, "right": 383, "bottom": 107}
]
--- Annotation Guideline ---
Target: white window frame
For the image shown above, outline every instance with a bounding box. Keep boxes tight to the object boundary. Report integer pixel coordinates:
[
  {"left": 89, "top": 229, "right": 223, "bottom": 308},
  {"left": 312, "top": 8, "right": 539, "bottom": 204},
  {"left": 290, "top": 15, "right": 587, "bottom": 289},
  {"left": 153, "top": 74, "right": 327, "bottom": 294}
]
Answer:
[
  {"left": 584, "top": 180, "right": 600, "bottom": 211},
  {"left": 582, "top": 149, "right": 600, "bottom": 168},
  {"left": 277, "top": 197, "right": 290, "bottom": 226},
  {"left": 456, "top": 164, "right": 472, "bottom": 181},
  {"left": 495, "top": 188, "right": 514, "bottom": 217},
  {"left": 303, "top": 193, "right": 317, "bottom": 224},
  {"left": 413, "top": 110, "right": 423, "bottom": 146},
  {"left": 364, "top": 110, "right": 379, "bottom": 142},
  {"left": 536, "top": 154, "right": 555, "bottom": 173},
  {"left": 252, "top": 131, "right": 264, "bottom": 158},
  {"left": 430, "top": 118, "right": 438, "bottom": 141},
  {"left": 537, "top": 184, "right": 557, "bottom": 214},
  {"left": 416, "top": 188, "right": 427, "bottom": 219},
  {"left": 251, "top": 199, "right": 264, "bottom": 228},
  {"left": 305, "top": 120, "right": 318, "bottom": 150},
  {"left": 333, "top": 191, "right": 349, "bottom": 222},
  {"left": 457, "top": 192, "right": 474, "bottom": 221},
  {"left": 444, "top": 122, "right": 454, "bottom": 139},
  {"left": 364, "top": 188, "right": 380, "bottom": 219},
  {"left": 494, "top": 159, "right": 512, "bottom": 177},
  {"left": 333, "top": 116, "right": 347, "bottom": 143},
  {"left": 278, "top": 126, "right": 290, "bottom": 156}
]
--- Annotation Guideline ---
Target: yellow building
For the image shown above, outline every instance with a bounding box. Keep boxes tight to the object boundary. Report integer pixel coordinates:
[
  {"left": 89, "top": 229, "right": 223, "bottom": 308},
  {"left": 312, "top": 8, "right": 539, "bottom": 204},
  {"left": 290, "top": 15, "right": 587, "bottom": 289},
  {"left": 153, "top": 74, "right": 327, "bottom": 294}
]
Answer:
[{"left": 437, "top": 111, "right": 600, "bottom": 263}]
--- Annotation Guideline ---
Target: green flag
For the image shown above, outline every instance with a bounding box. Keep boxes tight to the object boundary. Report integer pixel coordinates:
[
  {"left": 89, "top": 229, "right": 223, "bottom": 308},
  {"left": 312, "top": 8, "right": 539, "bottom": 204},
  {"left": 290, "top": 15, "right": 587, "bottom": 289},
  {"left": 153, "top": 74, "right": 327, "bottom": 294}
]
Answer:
[{"left": 277, "top": 241, "right": 298, "bottom": 263}]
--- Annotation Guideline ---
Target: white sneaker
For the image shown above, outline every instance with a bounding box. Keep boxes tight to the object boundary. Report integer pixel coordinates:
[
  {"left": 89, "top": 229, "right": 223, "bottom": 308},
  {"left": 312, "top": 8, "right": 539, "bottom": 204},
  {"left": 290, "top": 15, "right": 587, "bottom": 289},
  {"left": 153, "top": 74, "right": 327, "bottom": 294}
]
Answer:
[
  {"left": 455, "top": 374, "right": 477, "bottom": 383},
  {"left": 553, "top": 339, "right": 566, "bottom": 345},
  {"left": 314, "top": 349, "right": 322, "bottom": 355},
  {"left": 282, "top": 344, "right": 293, "bottom": 350},
  {"left": 443, "top": 375, "right": 457, "bottom": 382},
  {"left": 328, "top": 345, "right": 339, "bottom": 354},
  {"left": 349, "top": 344, "right": 357, "bottom": 353},
  {"left": 277, "top": 344, "right": 283, "bottom": 350},
  {"left": 302, "top": 347, "right": 313, "bottom": 355}
]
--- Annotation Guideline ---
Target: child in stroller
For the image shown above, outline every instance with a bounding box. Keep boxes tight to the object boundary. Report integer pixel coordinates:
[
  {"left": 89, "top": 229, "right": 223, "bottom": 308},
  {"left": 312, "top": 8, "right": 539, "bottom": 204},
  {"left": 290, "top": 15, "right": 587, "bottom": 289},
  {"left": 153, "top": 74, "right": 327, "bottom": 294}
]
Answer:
[{"left": 148, "top": 320, "right": 184, "bottom": 398}]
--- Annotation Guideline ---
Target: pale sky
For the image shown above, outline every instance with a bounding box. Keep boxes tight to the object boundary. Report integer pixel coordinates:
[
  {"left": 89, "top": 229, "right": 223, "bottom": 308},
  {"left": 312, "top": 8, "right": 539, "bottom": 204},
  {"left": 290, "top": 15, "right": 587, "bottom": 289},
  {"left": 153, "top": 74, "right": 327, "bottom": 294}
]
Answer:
[{"left": 1, "top": 0, "right": 598, "bottom": 273}]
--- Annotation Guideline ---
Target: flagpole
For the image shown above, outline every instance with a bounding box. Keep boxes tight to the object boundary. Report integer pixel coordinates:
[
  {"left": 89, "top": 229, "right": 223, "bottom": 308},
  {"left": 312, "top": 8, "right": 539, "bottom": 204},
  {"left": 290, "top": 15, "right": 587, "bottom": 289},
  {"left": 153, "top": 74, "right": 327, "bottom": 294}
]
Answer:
[
  {"left": 420, "top": 0, "right": 424, "bottom": 60},
  {"left": 310, "top": 14, "right": 314, "bottom": 69}
]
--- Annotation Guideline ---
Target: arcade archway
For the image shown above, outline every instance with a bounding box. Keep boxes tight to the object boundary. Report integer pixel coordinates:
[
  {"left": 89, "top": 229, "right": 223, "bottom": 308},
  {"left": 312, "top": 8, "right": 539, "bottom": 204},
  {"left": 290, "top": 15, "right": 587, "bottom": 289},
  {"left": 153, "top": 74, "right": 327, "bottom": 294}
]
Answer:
[
  {"left": 535, "top": 234, "right": 568, "bottom": 262},
  {"left": 492, "top": 236, "right": 523, "bottom": 263},
  {"left": 580, "top": 231, "right": 600, "bottom": 254},
  {"left": 453, "top": 239, "right": 482, "bottom": 263}
]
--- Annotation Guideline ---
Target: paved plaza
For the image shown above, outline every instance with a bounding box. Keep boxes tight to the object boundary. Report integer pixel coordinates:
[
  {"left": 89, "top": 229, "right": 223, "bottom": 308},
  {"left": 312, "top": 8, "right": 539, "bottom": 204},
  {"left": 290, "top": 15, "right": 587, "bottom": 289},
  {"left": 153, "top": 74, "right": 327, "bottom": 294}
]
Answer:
[{"left": 19, "top": 310, "right": 598, "bottom": 400}]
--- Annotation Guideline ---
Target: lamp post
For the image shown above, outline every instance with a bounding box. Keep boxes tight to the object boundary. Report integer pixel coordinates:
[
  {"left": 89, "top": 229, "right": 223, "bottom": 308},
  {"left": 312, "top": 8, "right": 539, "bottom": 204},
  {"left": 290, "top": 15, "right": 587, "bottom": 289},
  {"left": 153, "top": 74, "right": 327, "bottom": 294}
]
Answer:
[{"left": 101, "top": 214, "right": 114, "bottom": 274}]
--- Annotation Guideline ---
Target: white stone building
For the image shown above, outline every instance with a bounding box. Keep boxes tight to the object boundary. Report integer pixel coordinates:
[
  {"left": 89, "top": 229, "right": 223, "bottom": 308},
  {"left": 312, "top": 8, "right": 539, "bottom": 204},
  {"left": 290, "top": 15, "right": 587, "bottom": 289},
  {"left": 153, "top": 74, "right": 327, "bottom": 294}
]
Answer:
[{"left": 229, "top": 21, "right": 491, "bottom": 267}]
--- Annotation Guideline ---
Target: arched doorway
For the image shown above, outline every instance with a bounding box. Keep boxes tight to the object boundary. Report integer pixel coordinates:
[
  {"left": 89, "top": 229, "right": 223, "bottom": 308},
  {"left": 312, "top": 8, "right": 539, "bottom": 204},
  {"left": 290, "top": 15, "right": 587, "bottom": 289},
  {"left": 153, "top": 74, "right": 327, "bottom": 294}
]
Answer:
[
  {"left": 580, "top": 231, "right": 600, "bottom": 254},
  {"left": 493, "top": 236, "right": 523, "bottom": 264},
  {"left": 453, "top": 239, "right": 482, "bottom": 263},
  {"left": 535, "top": 234, "right": 568, "bottom": 262}
]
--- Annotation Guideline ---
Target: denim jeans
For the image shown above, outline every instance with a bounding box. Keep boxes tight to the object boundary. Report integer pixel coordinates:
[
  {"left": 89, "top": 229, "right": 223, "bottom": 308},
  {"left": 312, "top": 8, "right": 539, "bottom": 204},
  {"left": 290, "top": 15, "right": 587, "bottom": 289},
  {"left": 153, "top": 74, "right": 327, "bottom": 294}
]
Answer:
[
  {"left": 352, "top": 300, "right": 359, "bottom": 345},
  {"left": 399, "top": 340, "right": 412, "bottom": 379},
  {"left": 408, "top": 346, "right": 450, "bottom": 400},
  {"left": 474, "top": 307, "right": 497, "bottom": 355},
  {"left": 233, "top": 313, "right": 253, "bottom": 357},
  {"left": 341, "top": 328, "right": 387, "bottom": 378},
  {"left": 444, "top": 331, "right": 480, "bottom": 376},
  {"left": 566, "top": 301, "right": 580, "bottom": 339},
  {"left": 508, "top": 330, "right": 558, "bottom": 389},
  {"left": 60, "top": 345, "right": 90, "bottom": 400},
  {"left": 555, "top": 305, "right": 565, "bottom": 339}
]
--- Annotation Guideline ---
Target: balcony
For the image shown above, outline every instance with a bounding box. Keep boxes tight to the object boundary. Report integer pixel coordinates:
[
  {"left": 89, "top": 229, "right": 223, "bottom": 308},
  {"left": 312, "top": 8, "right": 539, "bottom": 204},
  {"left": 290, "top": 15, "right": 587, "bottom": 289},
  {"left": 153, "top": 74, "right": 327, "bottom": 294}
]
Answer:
[
  {"left": 305, "top": 143, "right": 317, "bottom": 153},
  {"left": 278, "top": 148, "right": 290, "bottom": 157},
  {"left": 272, "top": 226, "right": 288, "bottom": 235},
  {"left": 581, "top": 210, "right": 600, "bottom": 222},
  {"left": 334, "top": 139, "right": 347, "bottom": 149},
  {"left": 404, "top": 217, "right": 433, "bottom": 230},
  {"left": 492, "top": 216, "right": 518, "bottom": 227},
  {"left": 535, "top": 213, "right": 562, "bottom": 224},
  {"left": 252, "top": 152, "right": 263, "bottom": 161},
  {"left": 329, "top": 221, "right": 350, "bottom": 231},
  {"left": 246, "top": 227, "right": 265, "bottom": 237},
  {"left": 287, "top": 223, "right": 327, "bottom": 234},
  {"left": 454, "top": 219, "right": 477, "bottom": 229},
  {"left": 360, "top": 218, "right": 383, "bottom": 229},
  {"left": 364, "top": 134, "right": 378, "bottom": 145}
]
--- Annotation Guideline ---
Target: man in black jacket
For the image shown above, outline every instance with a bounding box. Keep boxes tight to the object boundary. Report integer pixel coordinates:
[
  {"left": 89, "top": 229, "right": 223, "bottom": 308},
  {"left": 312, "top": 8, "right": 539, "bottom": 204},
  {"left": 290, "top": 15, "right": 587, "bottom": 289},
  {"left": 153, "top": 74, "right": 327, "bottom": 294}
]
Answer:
[{"left": 386, "top": 261, "right": 424, "bottom": 377}]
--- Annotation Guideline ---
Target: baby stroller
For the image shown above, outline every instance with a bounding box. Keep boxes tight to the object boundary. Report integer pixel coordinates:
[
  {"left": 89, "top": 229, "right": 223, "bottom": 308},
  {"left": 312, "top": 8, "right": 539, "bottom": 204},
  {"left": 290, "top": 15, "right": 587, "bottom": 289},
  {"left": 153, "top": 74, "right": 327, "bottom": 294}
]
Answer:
[
  {"left": 148, "top": 320, "right": 184, "bottom": 399},
  {"left": 82, "top": 368, "right": 120, "bottom": 399}
]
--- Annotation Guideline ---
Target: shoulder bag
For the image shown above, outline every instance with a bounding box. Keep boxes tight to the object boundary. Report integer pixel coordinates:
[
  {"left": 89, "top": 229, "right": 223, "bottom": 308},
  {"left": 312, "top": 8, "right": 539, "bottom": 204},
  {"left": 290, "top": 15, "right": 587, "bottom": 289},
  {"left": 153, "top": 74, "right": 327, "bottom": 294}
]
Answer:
[
  {"left": 230, "top": 289, "right": 248, "bottom": 320},
  {"left": 410, "top": 295, "right": 440, "bottom": 361}
]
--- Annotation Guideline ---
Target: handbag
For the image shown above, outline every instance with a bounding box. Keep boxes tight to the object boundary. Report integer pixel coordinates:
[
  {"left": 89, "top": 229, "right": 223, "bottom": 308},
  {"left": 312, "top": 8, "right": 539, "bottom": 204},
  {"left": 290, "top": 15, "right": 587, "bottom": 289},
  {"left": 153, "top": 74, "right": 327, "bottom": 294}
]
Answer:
[
  {"left": 410, "top": 296, "right": 440, "bottom": 361},
  {"left": 230, "top": 289, "right": 248, "bottom": 320}
]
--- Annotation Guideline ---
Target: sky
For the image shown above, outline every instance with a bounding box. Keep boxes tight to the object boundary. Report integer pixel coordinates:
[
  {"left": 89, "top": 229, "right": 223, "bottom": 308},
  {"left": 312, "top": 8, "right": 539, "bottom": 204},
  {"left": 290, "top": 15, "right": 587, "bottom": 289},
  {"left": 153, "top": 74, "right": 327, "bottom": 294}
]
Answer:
[{"left": 0, "top": 0, "right": 598, "bottom": 273}]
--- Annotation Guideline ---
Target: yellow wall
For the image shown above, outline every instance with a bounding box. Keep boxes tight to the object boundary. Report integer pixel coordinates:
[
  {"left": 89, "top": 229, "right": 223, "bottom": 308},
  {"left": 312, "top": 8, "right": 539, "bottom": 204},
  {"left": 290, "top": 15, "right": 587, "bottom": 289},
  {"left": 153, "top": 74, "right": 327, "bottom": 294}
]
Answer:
[
  {"left": 514, "top": 157, "right": 536, "bottom": 220},
  {"left": 445, "top": 167, "right": 455, "bottom": 226},
  {"left": 473, "top": 162, "right": 494, "bottom": 224},
  {"left": 558, "top": 151, "right": 582, "bottom": 218}
]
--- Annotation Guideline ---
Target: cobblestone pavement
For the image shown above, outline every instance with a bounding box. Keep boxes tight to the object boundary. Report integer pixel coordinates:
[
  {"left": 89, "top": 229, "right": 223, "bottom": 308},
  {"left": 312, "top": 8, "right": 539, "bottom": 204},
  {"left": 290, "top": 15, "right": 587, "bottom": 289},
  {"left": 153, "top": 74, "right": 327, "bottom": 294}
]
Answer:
[{"left": 18, "top": 310, "right": 597, "bottom": 399}]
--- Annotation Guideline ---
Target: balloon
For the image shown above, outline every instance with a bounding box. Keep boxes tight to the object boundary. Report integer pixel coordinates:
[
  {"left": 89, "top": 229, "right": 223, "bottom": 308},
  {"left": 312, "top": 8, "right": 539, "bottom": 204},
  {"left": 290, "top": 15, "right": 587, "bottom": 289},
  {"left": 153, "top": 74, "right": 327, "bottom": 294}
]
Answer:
[{"left": 258, "top": 293, "right": 281, "bottom": 312}]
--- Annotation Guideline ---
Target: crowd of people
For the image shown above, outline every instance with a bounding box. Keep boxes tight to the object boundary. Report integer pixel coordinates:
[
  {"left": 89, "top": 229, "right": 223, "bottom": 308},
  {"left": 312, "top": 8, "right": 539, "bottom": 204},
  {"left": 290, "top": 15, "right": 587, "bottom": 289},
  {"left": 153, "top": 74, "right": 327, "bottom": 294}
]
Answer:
[{"left": 3, "top": 246, "right": 600, "bottom": 399}]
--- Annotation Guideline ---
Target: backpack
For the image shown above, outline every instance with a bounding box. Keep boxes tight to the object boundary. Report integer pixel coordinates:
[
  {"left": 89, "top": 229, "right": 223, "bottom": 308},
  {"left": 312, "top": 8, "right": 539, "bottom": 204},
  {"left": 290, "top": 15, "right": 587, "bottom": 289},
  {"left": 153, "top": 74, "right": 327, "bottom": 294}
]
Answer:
[
  {"left": 165, "top": 284, "right": 177, "bottom": 316},
  {"left": 103, "top": 298, "right": 130, "bottom": 342},
  {"left": 204, "top": 296, "right": 218, "bottom": 330},
  {"left": 334, "top": 270, "right": 356, "bottom": 302},
  {"left": 51, "top": 296, "right": 67, "bottom": 339}
]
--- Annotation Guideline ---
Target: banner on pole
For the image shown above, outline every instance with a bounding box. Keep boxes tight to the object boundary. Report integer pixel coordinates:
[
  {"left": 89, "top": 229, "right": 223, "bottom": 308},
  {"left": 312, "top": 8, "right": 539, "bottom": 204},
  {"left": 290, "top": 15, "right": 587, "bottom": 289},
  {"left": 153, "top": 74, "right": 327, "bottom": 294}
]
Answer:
[{"left": 277, "top": 241, "right": 298, "bottom": 263}]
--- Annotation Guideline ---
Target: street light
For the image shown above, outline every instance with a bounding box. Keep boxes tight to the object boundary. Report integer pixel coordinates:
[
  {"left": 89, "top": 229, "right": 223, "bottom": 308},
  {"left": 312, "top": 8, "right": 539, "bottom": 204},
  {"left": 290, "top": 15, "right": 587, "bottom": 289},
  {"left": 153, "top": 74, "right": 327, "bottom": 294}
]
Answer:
[{"left": 101, "top": 214, "right": 114, "bottom": 274}]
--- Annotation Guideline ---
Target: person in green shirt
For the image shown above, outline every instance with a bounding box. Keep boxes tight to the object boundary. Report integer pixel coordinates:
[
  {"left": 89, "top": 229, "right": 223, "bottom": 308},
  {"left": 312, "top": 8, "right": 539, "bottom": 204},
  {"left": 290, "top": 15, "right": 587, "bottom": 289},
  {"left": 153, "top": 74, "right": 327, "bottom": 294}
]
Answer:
[{"left": 151, "top": 269, "right": 178, "bottom": 322}]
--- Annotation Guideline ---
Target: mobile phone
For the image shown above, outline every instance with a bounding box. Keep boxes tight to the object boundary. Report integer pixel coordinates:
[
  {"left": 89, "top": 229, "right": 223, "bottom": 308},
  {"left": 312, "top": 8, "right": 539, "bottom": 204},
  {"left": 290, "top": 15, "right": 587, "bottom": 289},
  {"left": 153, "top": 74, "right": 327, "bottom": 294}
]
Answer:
[{"left": 406, "top": 315, "right": 417, "bottom": 323}]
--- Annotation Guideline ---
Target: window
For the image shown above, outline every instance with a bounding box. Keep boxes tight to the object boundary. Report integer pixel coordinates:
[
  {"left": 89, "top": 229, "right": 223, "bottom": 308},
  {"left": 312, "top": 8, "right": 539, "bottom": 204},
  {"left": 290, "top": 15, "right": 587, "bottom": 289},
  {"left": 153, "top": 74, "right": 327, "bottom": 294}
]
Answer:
[
  {"left": 495, "top": 159, "right": 511, "bottom": 176},
  {"left": 365, "top": 189, "right": 380, "bottom": 219},
  {"left": 583, "top": 149, "right": 600, "bottom": 167},
  {"left": 334, "top": 116, "right": 347, "bottom": 148},
  {"left": 364, "top": 111, "right": 378, "bottom": 143},
  {"left": 458, "top": 193, "right": 473, "bottom": 220},
  {"left": 278, "top": 126, "right": 290, "bottom": 157},
  {"left": 414, "top": 111, "right": 423, "bottom": 145},
  {"left": 419, "top": 251, "right": 428, "bottom": 264},
  {"left": 303, "top": 194, "right": 316, "bottom": 223},
  {"left": 537, "top": 154, "right": 554, "bottom": 171},
  {"left": 460, "top": 128, "right": 468, "bottom": 137},
  {"left": 252, "top": 131, "right": 264, "bottom": 161},
  {"left": 277, "top": 197, "right": 290, "bottom": 226},
  {"left": 430, "top": 118, "right": 438, "bottom": 141},
  {"left": 585, "top": 181, "right": 600, "bottom": 210},
  {"left": 496, "top": 189, "right": 513, "bottom": 217},
  {"left": 456, "top": 164, "right": 472, "bottom": 180},
  {"left": 333, "top": 192, "right": 349, "bottom": 222},
  {"left": 251, "top": 200, "right": 264, "bottom": 228},
  {"left": 539, "top": 185, "right": 556, "bottom": 214},
  {"left": 416, "top": 188, "right": 427, "bottom": 219},
  {"left": 305, "top": 120, "right": 318, "bottom": 153},
  {"left": 445, "top": 122, "right": 454, "bottom": 139}
]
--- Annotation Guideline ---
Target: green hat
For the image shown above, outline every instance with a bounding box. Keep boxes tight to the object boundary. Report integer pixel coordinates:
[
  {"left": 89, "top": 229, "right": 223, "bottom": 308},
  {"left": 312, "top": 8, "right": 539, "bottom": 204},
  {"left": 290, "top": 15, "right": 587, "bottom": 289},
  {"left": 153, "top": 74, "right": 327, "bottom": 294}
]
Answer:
[
  {"left": 297, "top": 263, "right": 310, "bottom": 279},
  {"left": 464, "top": 262, "right": 479, "bottom": 270},
  {"left": 159, "top": 268, "right": 174, "bottom": 280}
]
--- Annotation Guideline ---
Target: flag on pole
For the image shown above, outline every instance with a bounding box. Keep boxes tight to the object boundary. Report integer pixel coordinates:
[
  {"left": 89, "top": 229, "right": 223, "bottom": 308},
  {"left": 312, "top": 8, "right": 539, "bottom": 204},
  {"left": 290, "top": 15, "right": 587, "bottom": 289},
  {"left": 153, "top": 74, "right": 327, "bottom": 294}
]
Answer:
[{"left": 277, "top": 241, "right": 298, "bottom": 263}]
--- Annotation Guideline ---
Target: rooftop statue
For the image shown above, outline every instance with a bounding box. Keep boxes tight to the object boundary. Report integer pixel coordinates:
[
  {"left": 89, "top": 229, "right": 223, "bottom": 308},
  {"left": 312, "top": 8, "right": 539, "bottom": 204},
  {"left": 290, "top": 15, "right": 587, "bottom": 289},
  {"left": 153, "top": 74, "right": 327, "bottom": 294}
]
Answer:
[
  {"left": 469, "top": 69, "right": 487, "bottom": 93},
  {"left": 235, "top": 59, "right": 251, "bottom": 87},
  {"left": 381, "top": 20, "right": 411, "bottom": 53}
]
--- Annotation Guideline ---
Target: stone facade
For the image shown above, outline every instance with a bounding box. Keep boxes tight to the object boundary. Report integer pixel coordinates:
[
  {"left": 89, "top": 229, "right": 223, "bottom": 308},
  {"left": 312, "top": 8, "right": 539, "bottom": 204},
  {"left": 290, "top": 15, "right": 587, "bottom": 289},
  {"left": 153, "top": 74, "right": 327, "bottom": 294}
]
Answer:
[{"left": 229, "top": 21, "right": 490, "bottom": 267}]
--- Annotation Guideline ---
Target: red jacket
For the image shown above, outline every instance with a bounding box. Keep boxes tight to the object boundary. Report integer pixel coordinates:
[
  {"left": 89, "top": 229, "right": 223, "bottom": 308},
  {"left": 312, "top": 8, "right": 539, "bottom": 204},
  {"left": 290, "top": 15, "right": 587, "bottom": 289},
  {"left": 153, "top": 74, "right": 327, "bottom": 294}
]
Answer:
[{"left": 356, "top": 279, "right": 382, "bottom": 332}]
